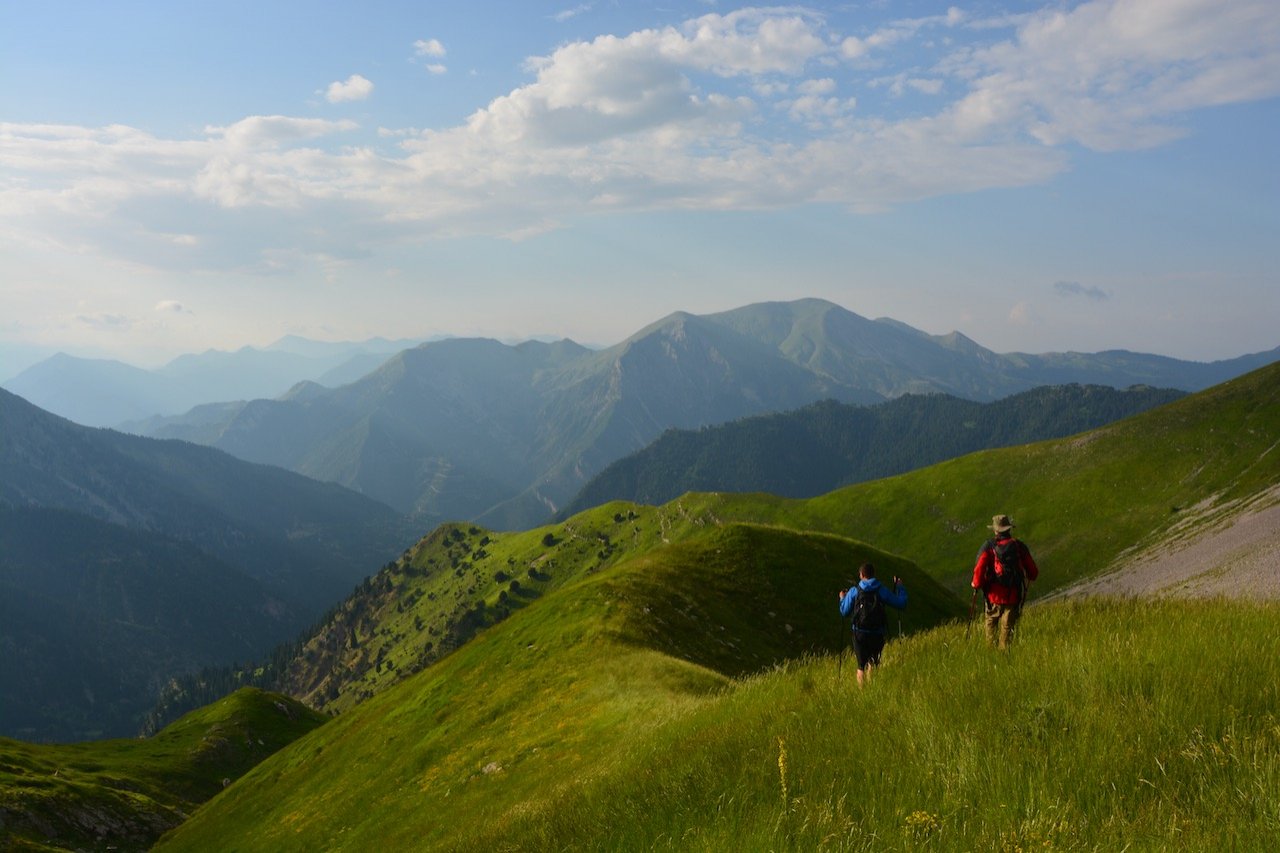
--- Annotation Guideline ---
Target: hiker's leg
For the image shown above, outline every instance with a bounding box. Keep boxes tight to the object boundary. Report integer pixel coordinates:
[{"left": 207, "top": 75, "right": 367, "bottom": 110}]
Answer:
[
  {"left": 997, "top": 606, "right": 1018, "bottom": 649},
  {"left": 984, "top": 602, "right": 1000, "bottom": 647},
  {"left": 856, "top": 665, "right": 867, "bottom": 687},
  {"left": 853, "top": 635, "right": 870, "bottom": 685},
  {"left": 862, "top": 636, "right": 884, "bottom": 686},
  {"left": 1003, "top": 606, "right": 1022, "bottom": 648}
]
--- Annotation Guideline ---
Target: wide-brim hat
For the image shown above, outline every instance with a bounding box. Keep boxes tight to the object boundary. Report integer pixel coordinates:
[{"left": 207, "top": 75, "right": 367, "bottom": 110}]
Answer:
[{"left": 992, "top": 514, "right": 1015, "bottom": 533}]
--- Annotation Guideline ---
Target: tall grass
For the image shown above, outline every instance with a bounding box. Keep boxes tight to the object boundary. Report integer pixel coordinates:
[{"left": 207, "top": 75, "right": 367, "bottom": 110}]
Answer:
[{"left": 457, "top": 599, "right": 1280, "bottom": 852}]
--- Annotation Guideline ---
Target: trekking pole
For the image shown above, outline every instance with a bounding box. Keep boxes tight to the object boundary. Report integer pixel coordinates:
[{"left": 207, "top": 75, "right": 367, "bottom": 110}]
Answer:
[
  {"left": 966, "top": 588, "right": 977, "bottom": 641},
  {"left": 836, "top": 614, "right": 845, "bottom": 676}
]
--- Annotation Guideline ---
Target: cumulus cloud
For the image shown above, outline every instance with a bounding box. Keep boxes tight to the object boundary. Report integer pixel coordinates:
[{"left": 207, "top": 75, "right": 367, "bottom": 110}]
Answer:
[
  {"left": 154, "top": 300, "right": 191, "bottom": 314},
  {"left": 842, "top": 6, "right": 966, "bottom": 60},
  {"left": 325, "top": 74, "right": 374, "bottom": 103},
  {"left": 943, "top": 0, "right": 1280, "bottom": 150},
  {"left": 1, "top": 1, "right": 1276, "bottom": 273},
  {"left": 414, "top": 39, "right": 446, "bottom": 58},
  {"left": 1054, "top": 281, "right": 1110, "bottom": 300},
  {"left": 207, "top": 115, "right": 358, "bottom": 148}
]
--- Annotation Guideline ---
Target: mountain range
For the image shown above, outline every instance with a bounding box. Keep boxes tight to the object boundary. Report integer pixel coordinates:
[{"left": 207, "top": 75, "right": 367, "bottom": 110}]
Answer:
[
  {"left": 0, "top": 388, "right": 417, "bottom": 740},
  {"left": 134, "top": 298, "right": 1277, "bottom": 530},
  {"left": 1, "top": 335, "right": 422, "bottom": 429}
]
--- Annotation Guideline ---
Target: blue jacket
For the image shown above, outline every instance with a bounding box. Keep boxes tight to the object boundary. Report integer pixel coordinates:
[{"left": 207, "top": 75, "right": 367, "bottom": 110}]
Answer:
[{"left": 839, "top": 578, "right": 908, "bottom": 634}]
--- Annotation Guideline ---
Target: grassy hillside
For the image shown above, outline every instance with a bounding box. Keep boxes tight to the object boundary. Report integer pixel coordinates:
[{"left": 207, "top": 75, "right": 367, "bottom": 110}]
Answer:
[
  {"left": 155, "top": 523, "right": 961, "bottom": 851},
  {"left": 699, "top": 360, "right": 1280, "bottom": 595},
  {"left": 156, "top": 591, "right": 1279, "bottom": 850},
  {"left": 0, "top": 688, "right": 325, "bottom": 852},
  {"left": 148, "top": 504, "right": 959, "bottom": 723},
  {"left": 454, "top": 599, "right": 1280, "bottom": 851}
]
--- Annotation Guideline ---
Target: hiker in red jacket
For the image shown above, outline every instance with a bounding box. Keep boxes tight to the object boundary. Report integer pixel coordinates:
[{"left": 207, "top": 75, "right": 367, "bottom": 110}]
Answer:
[{"left": 971, "top": 514, "right": 1039, "bottom": 649}]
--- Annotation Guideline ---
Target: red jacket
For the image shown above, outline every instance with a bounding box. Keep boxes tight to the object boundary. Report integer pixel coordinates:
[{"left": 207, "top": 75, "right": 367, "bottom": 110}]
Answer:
[{"left": 971, "top": 535, "right": 1039, "bottom": 606}]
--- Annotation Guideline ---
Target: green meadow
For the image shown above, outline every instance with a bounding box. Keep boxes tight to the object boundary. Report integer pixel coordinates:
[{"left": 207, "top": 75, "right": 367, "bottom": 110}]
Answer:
[{"left": 157, "top": 556, "right": 1280, "bottom": 851}]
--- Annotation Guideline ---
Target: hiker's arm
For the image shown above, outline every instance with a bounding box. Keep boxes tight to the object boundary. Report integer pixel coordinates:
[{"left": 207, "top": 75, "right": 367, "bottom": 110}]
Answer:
[
  {"left": 970, "top": 549, "right": 990, "bottom": 590},
  {"left": 838, "top": 589, "right": 853, "bottom": 616},
  {"left": 883, "top": 580, "right": 908, "bottom": 609},
  {"left": 1020, "top": 543, "right": 1040, "bottom": 582}
]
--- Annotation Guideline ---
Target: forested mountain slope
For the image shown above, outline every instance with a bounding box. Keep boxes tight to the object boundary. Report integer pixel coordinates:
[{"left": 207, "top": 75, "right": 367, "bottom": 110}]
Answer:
[{"left": 565, "top": 383, "right": 1184, "bottom": 515}]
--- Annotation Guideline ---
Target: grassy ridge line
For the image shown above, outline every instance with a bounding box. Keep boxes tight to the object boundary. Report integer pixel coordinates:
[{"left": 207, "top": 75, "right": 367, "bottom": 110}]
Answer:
[
  {"left": 459, "top": 599, "right": 1280, "bottom": 851},
  {"left": 695, "top": 361, "right": 1280, "bottom": 595},
  {"left": 0, "top": 689, "right": 324, "bottom": 852},
  {"left": 156, "top": 525, "right": 961, "bottom": 851}
]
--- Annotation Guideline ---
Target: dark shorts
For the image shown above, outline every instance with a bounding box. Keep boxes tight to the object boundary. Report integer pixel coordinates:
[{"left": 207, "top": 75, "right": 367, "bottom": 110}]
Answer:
[{"left": 852, "top": 631, "right": 886, "bottom": 670}]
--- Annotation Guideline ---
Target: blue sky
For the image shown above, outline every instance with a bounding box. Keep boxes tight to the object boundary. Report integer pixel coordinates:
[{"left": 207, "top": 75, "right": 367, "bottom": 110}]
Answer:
[{"left": 2, "top": 0, "right": 1278, "bottom": 375}]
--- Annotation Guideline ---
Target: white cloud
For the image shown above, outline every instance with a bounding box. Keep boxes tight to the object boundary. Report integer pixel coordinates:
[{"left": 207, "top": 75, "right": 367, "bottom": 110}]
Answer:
[
  {"left": 908, "top": 78, "right": 943, "bottom": 95},
  {"left": 207, "top": 116, "right": 357, "bottom": 149},
  {"left": 871, "top": 74, "right": 946, "bottom": 98},
  {"left": 1, "top": 1, "right": 1276, "bottom": 275},
  {"left": 414, "top": 38, "right": 446, "bottom": 58},
  {"left": 424, "top": 64, "right": 447, "bottom": 75},
  {"left": 553, "top": 4, "right": 592, "bottom": 23},
  {"left": 841, "top": 7, "right": 967, "bottom": 61},
  {"left": 784, "top": 95, "right": 857, "bottom": 126},
  {"left": 154, "top": 300, "right": 191, "bottom": 313},
  {"left": 796, "top": 78, "right": 836, "bottom": 96},
  {"left": 944, "top": 0, "right": 1280, "bottom": 150},
  {"left": 325, "top": 74, "right": 374, "bottom": 104}
]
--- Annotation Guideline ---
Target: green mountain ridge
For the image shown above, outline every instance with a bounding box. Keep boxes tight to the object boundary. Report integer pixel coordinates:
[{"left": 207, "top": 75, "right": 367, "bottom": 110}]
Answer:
[
  {"left": 154, "top": 522, "right": 962, "bottom": 851},
  {"left": 563, "top": 382, "right": 1185, "bottom": 516}
]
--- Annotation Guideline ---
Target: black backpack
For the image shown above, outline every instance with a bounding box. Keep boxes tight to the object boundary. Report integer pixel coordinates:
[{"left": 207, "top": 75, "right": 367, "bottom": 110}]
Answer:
[
  {"left": 989, "top": 539, "right": 1025, "bottom": 588},
  {"left": 851, "top": 585, "right": 887, "bottom": 632}
]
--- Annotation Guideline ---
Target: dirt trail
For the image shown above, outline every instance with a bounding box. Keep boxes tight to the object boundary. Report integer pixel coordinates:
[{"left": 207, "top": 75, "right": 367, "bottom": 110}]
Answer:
[{"left": 1050, "top": 487, "right": 1280, "bottom": 601}]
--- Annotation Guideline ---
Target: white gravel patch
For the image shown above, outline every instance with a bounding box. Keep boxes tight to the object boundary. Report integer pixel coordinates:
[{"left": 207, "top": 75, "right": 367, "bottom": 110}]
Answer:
[{"left": 1050, "top": 487, "right": 1280, "bottom": 601}]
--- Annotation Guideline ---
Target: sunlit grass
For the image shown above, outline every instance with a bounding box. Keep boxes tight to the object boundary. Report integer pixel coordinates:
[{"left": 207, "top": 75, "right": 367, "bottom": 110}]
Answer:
[{"left": 460, "top": 599, "right": 1280, "bottom": 852}]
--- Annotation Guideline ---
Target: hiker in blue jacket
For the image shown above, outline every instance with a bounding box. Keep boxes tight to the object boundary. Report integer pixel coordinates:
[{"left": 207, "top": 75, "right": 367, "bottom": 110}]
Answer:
[{"left": 837, "top": 563, "right": 908, "bottom": 687}]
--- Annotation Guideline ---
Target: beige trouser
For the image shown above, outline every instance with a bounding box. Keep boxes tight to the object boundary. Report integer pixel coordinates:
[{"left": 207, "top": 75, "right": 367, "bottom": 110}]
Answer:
[{"left": 984, "top": 601, "right": 1021, "bottom": 649}]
